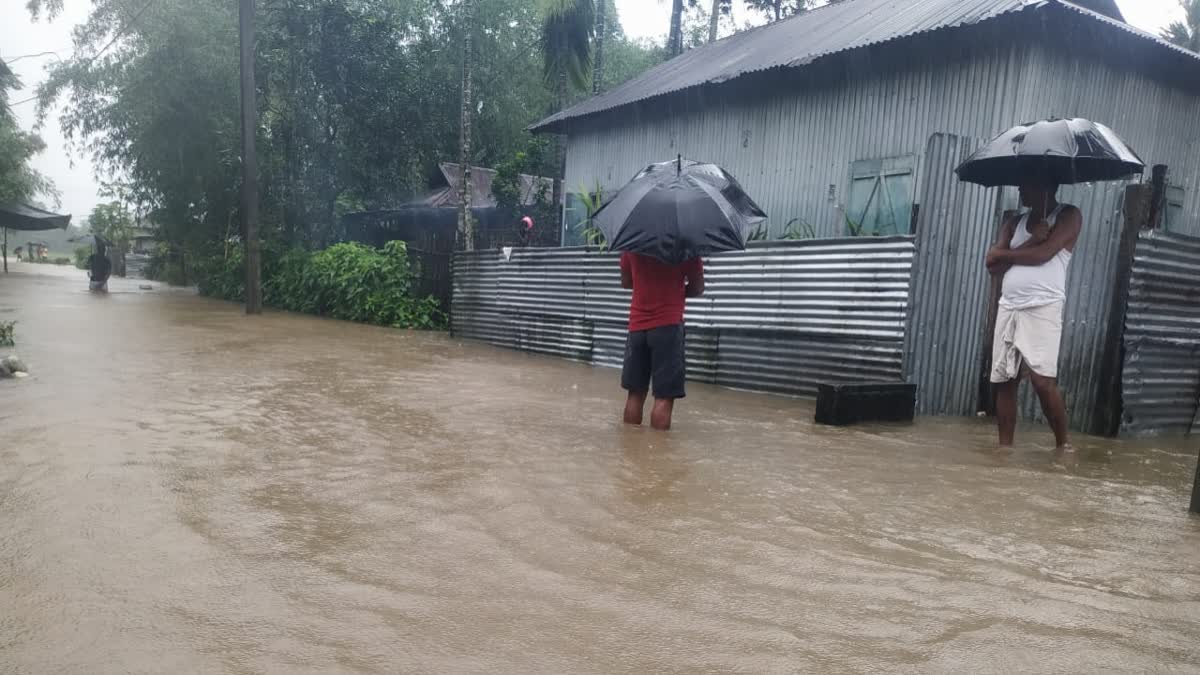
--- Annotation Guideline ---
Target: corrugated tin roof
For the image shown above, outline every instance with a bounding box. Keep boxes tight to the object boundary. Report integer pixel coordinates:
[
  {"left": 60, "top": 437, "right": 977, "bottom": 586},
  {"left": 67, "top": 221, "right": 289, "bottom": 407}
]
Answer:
[
  {"left": 532, "top": 0, "right": 1199, "bottom": 133},
  {"left": 422, "top": 163, "right": 556, "bottom": 208}
]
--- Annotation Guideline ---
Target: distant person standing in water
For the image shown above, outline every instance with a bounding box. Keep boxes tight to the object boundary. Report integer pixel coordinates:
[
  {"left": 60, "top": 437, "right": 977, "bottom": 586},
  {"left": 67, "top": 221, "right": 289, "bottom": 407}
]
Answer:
[
  {"left": 88, "top": 243, "right": 112, "bottom": 292},
  {"left": 985, "top": 182, "right": 1082, "bottom": 453},
  {"left": 620, "top": 251, "right": 704, "bottom": 430}
]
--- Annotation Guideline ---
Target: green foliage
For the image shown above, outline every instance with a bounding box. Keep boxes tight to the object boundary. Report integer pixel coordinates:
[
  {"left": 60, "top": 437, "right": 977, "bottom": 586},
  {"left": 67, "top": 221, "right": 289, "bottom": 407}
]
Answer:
[
  {"left": 199, "top": 240, "right": 445, "bottom": 330},
  {"left": 29, "top": 0, "right": 662, "bottom": 265},
  {"left": 88, "top": 202, "right": 134, "bottom": 249},
  {"left": 541, "top": 0, "right": 595, "bottom": 91},
  {"left": 574, "top": 184, "right": 607, "bottom": 248},
  {"left": 1163, "top": 0, "right": 1200, "bottom": 53},
  {"left": 144, "top": 242, "right": 191, "bottom": 286},
  {"left": 492, "top": 138, "right": 557, "bottom": 230},
  {"left": 746, "top": 218, "right": 816, "bottom": 242},
  {"left": 0, "top": 321, "right": 14, "bottom": 348},
  {"left": 780, "top": 218, "right": 816, "bottom": 240},
  {"left": 74, "top": 246, "right": 91, "bottom": 270},
  {"left": 745, "top": 0, "right": 812, "bottom": 21},
  {"left": 0, "top": 63, "right": 55, "bottom": 206},
  {"left": 53, "top": 257, "right": 71, "bottom": 266},
  {"left": 844, "top": 214, "right": 882, "bottom": 237}
]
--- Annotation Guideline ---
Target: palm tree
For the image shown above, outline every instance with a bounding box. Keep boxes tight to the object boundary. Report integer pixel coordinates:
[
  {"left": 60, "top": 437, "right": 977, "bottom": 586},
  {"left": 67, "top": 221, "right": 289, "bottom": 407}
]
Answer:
[
  {"left": 540, "top": 0, "right": 595, "bottom": 210},
  {"left": 1163, "top": 0, "right": 1200, "bottom": 53}
]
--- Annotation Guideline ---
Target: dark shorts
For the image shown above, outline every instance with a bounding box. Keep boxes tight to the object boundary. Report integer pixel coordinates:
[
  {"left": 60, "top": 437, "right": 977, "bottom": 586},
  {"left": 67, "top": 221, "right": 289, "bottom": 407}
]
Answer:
[{"left": 621, "top": 324, "right": 687, "bottom": 400}]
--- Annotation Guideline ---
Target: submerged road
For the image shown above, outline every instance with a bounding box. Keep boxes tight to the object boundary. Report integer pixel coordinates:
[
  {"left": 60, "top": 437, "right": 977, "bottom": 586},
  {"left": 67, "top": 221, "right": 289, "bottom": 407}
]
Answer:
[{"left": 2, "top": 263, "right": 1199, "bottom": 673}]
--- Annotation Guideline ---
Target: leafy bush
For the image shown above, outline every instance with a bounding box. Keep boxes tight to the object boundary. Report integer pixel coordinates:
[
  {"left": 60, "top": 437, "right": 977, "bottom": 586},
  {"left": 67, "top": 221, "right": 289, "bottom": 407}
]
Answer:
[
  {"left": 0, "top": 321, "right": 14, "bottom": 347},
  {"left": 198, "top": 240, "right": 445, "bottom": 329},
  {"left": 53, "top": 257, "right": 71, "bottom": 265},
  {"left": 74, "top": 246, "right": 91, "bottom": 270}
]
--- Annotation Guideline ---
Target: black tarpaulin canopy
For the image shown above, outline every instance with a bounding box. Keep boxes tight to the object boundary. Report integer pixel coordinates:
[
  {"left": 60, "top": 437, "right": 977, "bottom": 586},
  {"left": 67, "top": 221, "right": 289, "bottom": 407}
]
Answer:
[{"left": 0, "top": 203, "right": 72, "bottom": 231}]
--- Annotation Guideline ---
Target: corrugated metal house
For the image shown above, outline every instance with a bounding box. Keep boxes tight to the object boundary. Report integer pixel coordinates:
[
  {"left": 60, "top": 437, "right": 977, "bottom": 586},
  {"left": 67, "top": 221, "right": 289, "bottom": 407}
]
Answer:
[{"left": 531, "top": 0, "right": 1200, "bottom": 431}]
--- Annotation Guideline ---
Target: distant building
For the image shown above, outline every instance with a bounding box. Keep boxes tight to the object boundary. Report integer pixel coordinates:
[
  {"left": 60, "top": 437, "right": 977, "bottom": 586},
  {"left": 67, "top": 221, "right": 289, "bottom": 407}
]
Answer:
[
  {"left": 413, "top": 162, "right": 556, "bottom": 209},
  {"left": 130, "top": 223, "right": 157, "bottom": 254}
]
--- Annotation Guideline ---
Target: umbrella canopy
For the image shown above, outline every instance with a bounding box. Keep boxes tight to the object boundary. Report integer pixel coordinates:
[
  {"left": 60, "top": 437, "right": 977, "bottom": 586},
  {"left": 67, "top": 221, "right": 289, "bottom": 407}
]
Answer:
[
  {"left": 0, "top": 203, "right": 72, "bottom": 232},
  {"left": 955, "top": 118, "right": 1145, "bottom": 187},
  {"left": 592, "top": 158, "right": 766, "bottom": 264}
]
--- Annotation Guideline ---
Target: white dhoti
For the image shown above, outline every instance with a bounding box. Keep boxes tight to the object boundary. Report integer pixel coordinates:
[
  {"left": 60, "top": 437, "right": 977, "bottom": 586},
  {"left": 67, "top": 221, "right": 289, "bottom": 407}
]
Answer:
[{"left": 990, "top": 301, "right": 1064, "bottom": 383}]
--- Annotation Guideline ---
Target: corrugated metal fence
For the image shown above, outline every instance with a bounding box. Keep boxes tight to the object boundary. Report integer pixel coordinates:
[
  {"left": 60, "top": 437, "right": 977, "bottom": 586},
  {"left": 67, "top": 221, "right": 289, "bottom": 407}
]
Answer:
[
  {"left": 1120, "top": 230, "right": 1200, "bottom": 436},
  {"left": 453, "top": 238, "right": 915, "bottom": 397},
  {"left": 904, "top": 133, "right": 999, "bottom": 417}
]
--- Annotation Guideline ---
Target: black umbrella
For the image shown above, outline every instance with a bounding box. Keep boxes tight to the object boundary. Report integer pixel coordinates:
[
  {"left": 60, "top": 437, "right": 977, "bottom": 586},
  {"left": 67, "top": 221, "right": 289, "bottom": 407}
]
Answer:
[
  {"left": 592, "top": 157, "right": 767, "bottom": 264},
  {"left": 956, "top": 118, "right": 1144, "bottom": 187}
]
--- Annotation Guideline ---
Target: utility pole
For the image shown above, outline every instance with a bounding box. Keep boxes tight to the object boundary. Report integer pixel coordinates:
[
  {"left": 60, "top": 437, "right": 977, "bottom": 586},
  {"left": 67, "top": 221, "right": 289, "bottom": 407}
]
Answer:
[
  {"left": 457, "top": 0, "right": 477, "bottom": 251},
  {"left": 239, "top": 0, "right": 263, "bottom": 314}
]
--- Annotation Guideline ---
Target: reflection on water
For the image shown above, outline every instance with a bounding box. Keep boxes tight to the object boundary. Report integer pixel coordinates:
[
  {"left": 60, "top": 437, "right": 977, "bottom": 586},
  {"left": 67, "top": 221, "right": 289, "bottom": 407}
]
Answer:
[{"left": 2, "top": 266, "right": 1199, "bottom": 673}]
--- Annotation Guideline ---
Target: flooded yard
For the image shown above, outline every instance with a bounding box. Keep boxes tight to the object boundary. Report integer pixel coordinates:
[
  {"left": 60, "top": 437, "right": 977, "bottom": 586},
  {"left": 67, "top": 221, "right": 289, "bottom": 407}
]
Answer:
[{"left": 2, "top": 263, "right": 1199, "bottom": 673}]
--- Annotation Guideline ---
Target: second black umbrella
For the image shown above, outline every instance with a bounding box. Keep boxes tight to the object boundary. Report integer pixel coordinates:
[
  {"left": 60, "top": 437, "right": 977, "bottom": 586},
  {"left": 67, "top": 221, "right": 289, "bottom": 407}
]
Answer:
[{"left": 956, "top": 117, "right": 1144, "bottom": 187}]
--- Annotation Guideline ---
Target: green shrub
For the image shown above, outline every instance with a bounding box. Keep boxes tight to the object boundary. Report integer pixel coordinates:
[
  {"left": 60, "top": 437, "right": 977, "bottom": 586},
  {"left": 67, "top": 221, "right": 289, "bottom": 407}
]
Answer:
[
  {"left": 53, "top": 257, "right": 71, "bottom": 266},
  {"left": 196, "top": 247, "right": 245, "bottom": 301},
  {"left": 198, "top": 240, "right": 445, "bottom": 329},
  {"left": 163, "top": 262, "right": 189, "bottom": 287},
  {"left": 0, "top": 321, "right": 14, "bottom": 347},
  {"left": 74, "top": 246, "right": 91, "bottom": 270}
]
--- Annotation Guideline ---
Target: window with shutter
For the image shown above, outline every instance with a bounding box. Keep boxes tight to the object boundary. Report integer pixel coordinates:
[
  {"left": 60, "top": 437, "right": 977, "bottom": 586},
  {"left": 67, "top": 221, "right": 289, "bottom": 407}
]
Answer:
[{"left": 845, "top": 156, "right": 917, "bottom": 237}]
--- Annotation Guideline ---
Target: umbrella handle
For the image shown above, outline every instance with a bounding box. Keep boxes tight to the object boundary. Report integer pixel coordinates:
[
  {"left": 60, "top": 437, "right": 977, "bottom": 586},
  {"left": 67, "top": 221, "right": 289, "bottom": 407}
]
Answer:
[{"left": 677, "top": 154, "right": 682, "bottom": 176}]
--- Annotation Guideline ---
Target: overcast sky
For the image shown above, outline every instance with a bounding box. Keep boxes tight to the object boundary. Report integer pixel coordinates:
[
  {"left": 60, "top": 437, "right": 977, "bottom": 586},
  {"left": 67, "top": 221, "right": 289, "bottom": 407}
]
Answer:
[
  {"left": 614, "top": 0, "right": 1185, "bottom": 42},
  {"left": 0, "top": 0, "right": 1188, "bottom": 221}
]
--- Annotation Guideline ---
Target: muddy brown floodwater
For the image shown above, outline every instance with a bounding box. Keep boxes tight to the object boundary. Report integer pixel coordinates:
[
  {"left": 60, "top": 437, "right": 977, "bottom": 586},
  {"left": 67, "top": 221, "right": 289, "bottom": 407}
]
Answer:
[{"left": 2, "top": 263, "right": 1199, "bottom": 674}]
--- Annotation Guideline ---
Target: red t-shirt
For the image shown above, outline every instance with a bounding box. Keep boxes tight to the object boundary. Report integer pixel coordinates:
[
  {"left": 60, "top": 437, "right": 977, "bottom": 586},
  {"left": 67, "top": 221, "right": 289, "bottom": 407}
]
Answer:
[{"left": 620, "top": 252, "right": 704, "bottom": 332}]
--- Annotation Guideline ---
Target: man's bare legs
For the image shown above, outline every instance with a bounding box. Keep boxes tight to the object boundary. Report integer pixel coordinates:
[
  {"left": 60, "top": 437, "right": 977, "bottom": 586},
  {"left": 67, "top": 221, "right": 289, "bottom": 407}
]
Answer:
[
  {"left": 1029, "top": 372, "right": 1071, "bottom": 451},
  {"left": 994, "top": 374, "right": 1071, "bottom": 451},
  {"left": 995, "top": 379, "right": 1019, "bottom": 448},
  {"left": 624, "top": 391, "right": 676, "bottom": 431},
  {"left": 624, "top": 390, "right": 647, "bottom": 425},
  {"left": 650, "top": 398, "right": 675, "bottom": 431}
]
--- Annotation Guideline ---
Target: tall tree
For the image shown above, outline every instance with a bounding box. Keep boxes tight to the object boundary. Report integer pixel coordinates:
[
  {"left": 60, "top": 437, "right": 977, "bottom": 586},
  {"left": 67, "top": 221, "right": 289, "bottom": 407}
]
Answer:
[
  {"left": 1163, "top": 0, "right": 1200, "bottom": 53},
  {"left": 708, "top": 0, "right": 733, "bottom": 42},
  {"left": 0, "top": 62, "right": 54, "bottom": 208},
  {"left": 668, "top": 0, "right": 685, "bottom": 55},
  {"left": 593, "top": 0, "right": 607, "bottom": 94},
  {"left": 27, "top": 0, "right": 662, "bottom": 265},
  {"left": 540, "top": 0, "right": 595, "bottom": 211},
  {"left": 458, "top": 0, "right": 479, "bottom": 250},
  {"left": 745, "top": 0, "right": 808, "bottom": 22}
]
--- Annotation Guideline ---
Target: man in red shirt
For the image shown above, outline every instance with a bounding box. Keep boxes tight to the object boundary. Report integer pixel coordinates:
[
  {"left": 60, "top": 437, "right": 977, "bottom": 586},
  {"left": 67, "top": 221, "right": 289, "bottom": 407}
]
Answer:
[{"left": 619, "top": 251, "right": 705, "bottom": 430}]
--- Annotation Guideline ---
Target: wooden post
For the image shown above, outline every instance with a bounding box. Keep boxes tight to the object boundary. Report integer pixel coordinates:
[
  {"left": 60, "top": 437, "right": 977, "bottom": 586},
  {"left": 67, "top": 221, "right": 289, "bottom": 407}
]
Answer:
[
  {"left": 977, "top": 207, "right": 1018, "bottom": 415},
  {"left": 239, "top": 0, "right": 263, "bottom": 314},
  {"left": 1092, "top": 184, "right": 1153, "bottom": 436},
  {"left": 1191, "top": 448, "right": 1200, "bottom": 514},
  {"left": 1147, "top": 165, "right": 1168, "bottom": 230}
]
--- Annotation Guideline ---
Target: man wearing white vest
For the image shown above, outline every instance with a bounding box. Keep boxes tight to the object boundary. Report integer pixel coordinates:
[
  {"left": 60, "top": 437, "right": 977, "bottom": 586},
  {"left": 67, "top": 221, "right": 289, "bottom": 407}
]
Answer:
[{"left": 985, "top": 183, "right": 1083, "bottom": 453}]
